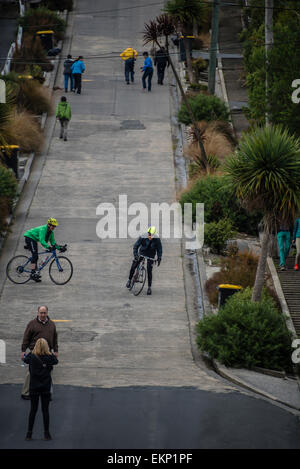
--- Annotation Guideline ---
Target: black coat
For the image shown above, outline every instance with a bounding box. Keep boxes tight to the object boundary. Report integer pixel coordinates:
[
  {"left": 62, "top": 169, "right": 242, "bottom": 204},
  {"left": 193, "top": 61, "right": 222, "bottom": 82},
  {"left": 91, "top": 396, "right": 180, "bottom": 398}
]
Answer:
[
  {"left": 133, "top": 234, "right": 162, "bottom": 260},
  {"left": 154, "top": 49, "right": 170, "bottom": 67},
  {"left": 24, "top": 353, "right": 58, "bottom": 393}
]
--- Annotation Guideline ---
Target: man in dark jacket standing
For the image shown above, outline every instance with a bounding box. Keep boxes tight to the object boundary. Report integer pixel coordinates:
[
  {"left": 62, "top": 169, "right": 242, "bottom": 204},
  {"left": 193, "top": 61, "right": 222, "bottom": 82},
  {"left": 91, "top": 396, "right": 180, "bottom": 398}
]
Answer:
[
  {"left": 21, "top": 306, "right": 58, "bottom": 399},
  {"left": 63, "top": 54, "right": 74, "bottom": 92},
  {"left": 126, "top": 226, "right": 162, "bottom": 295},
  {"left": 154, "top": 47, "right": 170, "bottom": 85}
]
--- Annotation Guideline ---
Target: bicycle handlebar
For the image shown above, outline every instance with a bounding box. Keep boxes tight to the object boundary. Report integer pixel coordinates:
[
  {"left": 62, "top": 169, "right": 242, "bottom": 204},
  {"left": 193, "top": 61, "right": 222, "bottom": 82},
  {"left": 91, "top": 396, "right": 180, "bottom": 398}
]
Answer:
[
  {"left": 39, "top": 244, "right": 67, "bottom": 255},
  {"left": 138, "top": 255, "right": 156, "bottom": 262}
]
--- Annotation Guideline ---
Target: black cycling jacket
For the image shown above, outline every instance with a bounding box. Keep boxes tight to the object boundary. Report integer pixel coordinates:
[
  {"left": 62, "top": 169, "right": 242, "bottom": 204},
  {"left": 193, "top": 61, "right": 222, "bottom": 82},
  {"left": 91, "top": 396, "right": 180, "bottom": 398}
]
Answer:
[{"left": 133, "top": 233, "right": 162, "bottom": 260}]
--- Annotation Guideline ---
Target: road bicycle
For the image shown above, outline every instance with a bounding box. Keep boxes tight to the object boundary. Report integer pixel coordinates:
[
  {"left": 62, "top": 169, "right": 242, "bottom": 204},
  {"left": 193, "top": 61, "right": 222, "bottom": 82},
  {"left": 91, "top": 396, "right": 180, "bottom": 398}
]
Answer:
[
  {"left": 129, "top": 255, "right": 156, "bottom": 296},
  {"left": 6, "top": 245, "right": 73, "bottom": 285}
]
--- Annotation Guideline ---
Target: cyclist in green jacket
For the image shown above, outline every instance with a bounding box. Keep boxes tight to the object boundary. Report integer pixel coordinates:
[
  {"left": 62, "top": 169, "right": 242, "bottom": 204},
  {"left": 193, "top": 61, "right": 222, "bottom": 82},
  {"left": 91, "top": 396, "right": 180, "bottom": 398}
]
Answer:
[{"left": 24, "top": 218, "right": 64, "bottom": 282}]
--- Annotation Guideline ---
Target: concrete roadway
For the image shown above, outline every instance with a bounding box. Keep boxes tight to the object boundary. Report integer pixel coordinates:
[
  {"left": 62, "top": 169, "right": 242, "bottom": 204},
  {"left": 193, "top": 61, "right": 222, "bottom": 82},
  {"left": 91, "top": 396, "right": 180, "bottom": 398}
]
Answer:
[{"left": 0, "top": 0, "right": 300, "bottom": 449}]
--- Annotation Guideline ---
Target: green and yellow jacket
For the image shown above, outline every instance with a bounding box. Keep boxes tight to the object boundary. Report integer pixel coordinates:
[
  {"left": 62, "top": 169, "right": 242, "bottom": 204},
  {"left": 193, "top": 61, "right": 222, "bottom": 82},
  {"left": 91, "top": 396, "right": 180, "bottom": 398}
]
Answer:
[
  {"left": 56, "top": 101, "right": 71, "bottom": 120},
  {"left": 24, "top": 225, "right": 59, "bottom": 250}
]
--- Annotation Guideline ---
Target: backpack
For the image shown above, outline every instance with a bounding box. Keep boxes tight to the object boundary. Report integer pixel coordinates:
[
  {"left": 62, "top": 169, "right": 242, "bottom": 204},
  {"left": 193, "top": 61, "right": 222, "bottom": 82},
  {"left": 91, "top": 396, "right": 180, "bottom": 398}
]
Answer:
[{"left": 64, "top": 59, "right": 73, "bottom": 74}]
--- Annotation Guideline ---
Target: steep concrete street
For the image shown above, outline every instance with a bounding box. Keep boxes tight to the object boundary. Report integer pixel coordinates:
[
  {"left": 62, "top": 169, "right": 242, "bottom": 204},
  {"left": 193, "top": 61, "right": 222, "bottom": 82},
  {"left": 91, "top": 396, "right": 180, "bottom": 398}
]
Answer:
[{"left": 0, "top": 0, "right": 229, "bottom": 391}]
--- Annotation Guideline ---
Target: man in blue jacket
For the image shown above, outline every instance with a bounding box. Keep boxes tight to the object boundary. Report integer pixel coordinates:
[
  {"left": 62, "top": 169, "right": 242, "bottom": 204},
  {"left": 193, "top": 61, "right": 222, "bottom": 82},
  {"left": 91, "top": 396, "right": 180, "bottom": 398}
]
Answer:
[
  {"left": 71, "top": 56, "right": 85, "bottom": 94},
  {"left": 141, "top": 51, "right": 153, "bottom": 92}
]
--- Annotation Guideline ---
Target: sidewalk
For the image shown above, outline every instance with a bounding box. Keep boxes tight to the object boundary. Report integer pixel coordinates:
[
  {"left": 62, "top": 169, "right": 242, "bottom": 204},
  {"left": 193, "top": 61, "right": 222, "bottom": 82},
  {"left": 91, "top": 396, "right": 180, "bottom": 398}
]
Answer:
[{"left": 218, "top": 4, "right": 249, "bottom": 139}]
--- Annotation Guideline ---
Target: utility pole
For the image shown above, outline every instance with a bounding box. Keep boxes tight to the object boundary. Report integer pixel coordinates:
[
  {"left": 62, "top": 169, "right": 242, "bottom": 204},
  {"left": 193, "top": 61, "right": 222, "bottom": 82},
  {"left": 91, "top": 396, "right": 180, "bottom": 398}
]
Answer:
[
  {"left": 208, "top": 0, "right": 220, "bottom": 95},
  {"left": 265, "top": 0, "right": 273, "bottom": 126},
  {"left": 0, "top": 80, "right": 6, "bottom": 103}
]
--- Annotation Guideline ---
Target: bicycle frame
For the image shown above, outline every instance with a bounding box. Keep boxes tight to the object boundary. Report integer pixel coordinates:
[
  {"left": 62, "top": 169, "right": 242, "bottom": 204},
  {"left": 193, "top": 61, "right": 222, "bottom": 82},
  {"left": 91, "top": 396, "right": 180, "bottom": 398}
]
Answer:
[{"left": 22, "top": 249, "right": 62, "bottom": 273}]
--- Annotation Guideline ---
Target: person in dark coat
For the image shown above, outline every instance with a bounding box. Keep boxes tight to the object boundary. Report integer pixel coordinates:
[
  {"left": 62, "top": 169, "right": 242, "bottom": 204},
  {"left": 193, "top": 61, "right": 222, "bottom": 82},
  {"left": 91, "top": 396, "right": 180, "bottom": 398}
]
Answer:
[
  {"left": 154, "top": 47, "right": 170, "bottom": 85},
  {"left": 23, "top": 338, "right": 58, "bottom": 441},
  {"left": 63, "top": 54, "right": 74, "bottom": 92},
  {"left": 126, "top": 226, "right": 162, "bottom": 295}
]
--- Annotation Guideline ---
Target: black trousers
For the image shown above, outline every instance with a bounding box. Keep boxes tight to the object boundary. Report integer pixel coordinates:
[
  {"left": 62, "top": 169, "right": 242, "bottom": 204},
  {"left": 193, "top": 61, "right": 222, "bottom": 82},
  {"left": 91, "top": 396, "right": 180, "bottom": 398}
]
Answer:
[
  {"left": 129, "top": 258, "right": 153, "bottom": 287},
  {"left": 27, "top": 392, "right": 51, "bottom": 433},
  {"left": 125, "top": 58, "right": 135, "bottom": 82},
  {"left": 73, "top": 73, "right": 82, "bottom": 93},
  {"left": 25, "top": 236, "right": 38, "bottom": 266},
  {"left": 142, "top": 68, "right": 153, "bottom": 91},
  {"left": 157, "top": 63, "right": 167, "bottom": 84}
]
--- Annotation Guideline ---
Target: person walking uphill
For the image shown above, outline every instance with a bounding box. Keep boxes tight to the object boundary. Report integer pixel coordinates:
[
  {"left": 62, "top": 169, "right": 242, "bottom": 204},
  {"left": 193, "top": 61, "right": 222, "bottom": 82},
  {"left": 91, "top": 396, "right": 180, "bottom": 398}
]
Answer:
[
  {"left": 120, "top": 47, "right": 138, "bottom": 84},
  {"left": 154, "top": 47, "right": 169, "bottom": 85},
  {"left": 63, "top": 54, "right": 74, "bottom": 92},
  {"left": 71, "top": 56, "right": 85, "bottom": 94},
  {"left": 23, "top": 338, "right": 58, "bottom": 441},
  {"left": 292, "top": 216, "right": 300, "bottom": 271},
  {"left": 56, "top": 96, "right": 71, "bottom": 141},
  {"left": 276, "top": 215, "right": 292, "bottom": 271},
  {"left": 21, "top": 306, "right": 58, "bottom": 400},
  {"left": 141, "top": 51, "right": 153, "bottom": 92}
]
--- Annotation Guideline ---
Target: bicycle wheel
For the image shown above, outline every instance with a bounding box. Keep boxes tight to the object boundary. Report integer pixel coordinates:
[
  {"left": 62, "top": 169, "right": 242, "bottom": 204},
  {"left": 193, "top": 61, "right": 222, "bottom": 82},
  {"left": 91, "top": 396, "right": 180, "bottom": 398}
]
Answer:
[
  {"left": 131, "top": 266, "right": 146, "bottom": 296},
  {"left": 49, "top": 256, "right": 73, "bottom": 285},
  {"left": 6, "top": 255, "right": 31, "bottom": 284}
]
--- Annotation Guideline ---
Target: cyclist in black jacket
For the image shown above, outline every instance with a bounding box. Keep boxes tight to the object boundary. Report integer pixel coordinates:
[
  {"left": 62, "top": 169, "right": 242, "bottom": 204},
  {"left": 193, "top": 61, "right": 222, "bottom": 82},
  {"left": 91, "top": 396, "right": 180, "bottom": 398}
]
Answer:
[{"left": 126, "top": 226, "right": 162, "bottom": 295}]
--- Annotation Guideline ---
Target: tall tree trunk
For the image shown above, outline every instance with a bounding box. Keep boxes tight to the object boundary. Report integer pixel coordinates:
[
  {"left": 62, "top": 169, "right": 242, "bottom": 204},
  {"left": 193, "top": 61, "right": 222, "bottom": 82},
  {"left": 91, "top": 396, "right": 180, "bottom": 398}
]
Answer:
[
  {"left": 265, "top": 0, "right": 273, "bottom": 126},
  {"left": 251, "top": 227, "right": 270, "bottom": 302},
  {"left": 183, "top": 36, "right": 195, "bottom": 83}
]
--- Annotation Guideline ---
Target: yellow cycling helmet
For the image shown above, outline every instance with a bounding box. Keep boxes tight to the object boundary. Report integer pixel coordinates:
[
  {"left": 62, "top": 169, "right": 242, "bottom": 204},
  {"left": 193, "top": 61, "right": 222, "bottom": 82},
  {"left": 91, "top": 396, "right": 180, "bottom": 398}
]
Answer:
[
  {"left": 47, "top": 217, "right": 58, "bottom": 226},
  {"left": 147, "top": 226, "right": 157, "bottom": 235}
]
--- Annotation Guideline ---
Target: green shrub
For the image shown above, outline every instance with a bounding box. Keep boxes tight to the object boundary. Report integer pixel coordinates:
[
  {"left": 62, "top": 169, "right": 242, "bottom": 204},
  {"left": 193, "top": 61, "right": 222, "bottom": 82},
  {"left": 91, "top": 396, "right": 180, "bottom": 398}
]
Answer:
[
  {"left": 19, "top": 7, "right": 66, "bottom": 40},
  {"left": 204, "top": 218, "right": 237, "bottom": 254},
  {"left": 0, "top": 164, "right": 18, "bottom": 200},
  {"left": 178, "top": 93, "right": 230, "bottom": 125},
  {"left": 197, "top": 287, "right": 293, "bottom": 372},
  {"left": 179, "top": 175, "right": 262, "bottom": 235},
  {"left": 12, "top": 35, "right": 53, "bottom": 73},
  {"left": 192, "top": 57, "right": 208, "bottom": 82},
  {"left": 0, "top": 196, "right": 10, "bottom": 235},
  {"left": 205, "top": 251, "right": 259, "bottom": 305},
  {"left": 0, "top": 164, "right": 17, "bottom": 234}
]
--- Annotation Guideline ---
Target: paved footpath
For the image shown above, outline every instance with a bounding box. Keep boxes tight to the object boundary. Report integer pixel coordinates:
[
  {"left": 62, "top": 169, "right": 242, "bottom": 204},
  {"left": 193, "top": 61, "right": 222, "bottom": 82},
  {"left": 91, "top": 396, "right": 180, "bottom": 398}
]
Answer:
[{"left": 1, "top": 0, "right": 300, "bottom": 449}]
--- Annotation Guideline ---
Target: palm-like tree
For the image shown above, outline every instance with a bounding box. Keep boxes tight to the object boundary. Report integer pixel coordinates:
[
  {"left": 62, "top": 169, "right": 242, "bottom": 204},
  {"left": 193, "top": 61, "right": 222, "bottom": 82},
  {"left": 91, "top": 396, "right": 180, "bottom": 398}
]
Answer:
[
  {"left": 143, "top": 14, "right": 208, "bottom": 169},
  {"left": 225, "top": 125, "right": 300, "bottom": 302}
]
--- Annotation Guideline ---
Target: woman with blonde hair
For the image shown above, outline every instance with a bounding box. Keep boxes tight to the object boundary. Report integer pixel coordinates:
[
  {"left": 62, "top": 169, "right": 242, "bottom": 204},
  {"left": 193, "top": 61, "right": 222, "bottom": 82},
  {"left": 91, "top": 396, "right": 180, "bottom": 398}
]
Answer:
[{"left": 23, "top": 338, "right": 58, "bottom": 441}]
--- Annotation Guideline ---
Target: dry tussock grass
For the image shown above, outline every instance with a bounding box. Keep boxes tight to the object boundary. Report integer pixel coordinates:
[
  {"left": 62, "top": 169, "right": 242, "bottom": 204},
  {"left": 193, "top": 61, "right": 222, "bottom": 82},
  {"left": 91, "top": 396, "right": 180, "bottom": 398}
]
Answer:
[
  {"left": 5, "top": 111, "right": 44, "bottom": 153},
  {"left": 184, "top": 121, "right": 236, "bottom": 176},
  {"left": 197, "top": 32, "right": 210, "bottom": 48},
  {"left": 18, "top": 80, "right": 53, "bottom": 115},
  {"left": 186, "top": 121, "right": 236, "bottom": 161}
]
